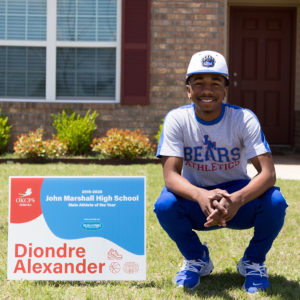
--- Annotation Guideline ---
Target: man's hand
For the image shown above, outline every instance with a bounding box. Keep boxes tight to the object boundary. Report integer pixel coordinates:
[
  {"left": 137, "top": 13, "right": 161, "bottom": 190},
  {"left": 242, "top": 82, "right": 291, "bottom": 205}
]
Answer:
[
  {"left": 204, "top": 191, "right": 242, "bottom": 227},
  {"left": 196, "top": 189, "right": 231, "bottom": 226}
]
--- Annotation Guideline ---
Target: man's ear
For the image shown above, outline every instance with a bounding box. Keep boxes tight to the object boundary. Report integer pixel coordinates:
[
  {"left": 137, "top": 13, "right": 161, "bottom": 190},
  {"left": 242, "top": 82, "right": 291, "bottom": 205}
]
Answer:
[
  {"left": 224, "top": 86, "right": 228, "bottom": 99},
  {"left": 186, "top": 84, "right": 192, "bottom": 100}
]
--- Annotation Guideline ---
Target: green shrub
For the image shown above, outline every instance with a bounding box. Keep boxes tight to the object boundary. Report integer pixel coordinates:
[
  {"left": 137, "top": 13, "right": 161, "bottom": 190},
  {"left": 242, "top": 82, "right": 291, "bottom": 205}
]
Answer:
[
  {"left": 52, "top": 109, "right": 99, "bottom": 155},
  {"left": 0, "top": 109, "right": 12, "bottom": 153},
  {"left": 14, "top": 128, "right": 68, "bottom": 159},
  {"left": 91, "top": 128, "right": 154, "bottom": 159},
  {"left": 155, "top": 119, "right": 164, "bottom": 145}
]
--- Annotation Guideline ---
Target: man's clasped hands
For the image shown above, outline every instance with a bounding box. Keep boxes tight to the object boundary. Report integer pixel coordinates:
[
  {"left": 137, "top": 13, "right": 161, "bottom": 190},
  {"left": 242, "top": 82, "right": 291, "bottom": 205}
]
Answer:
[{"left": 201, "top": 189, "right": 243, "bottom": 228}]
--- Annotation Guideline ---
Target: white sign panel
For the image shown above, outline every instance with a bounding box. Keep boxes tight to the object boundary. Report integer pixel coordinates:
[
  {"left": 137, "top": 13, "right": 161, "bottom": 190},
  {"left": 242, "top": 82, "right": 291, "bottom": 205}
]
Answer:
[{"left": 7, "top": 177, "right": 146, "bottom": 280}]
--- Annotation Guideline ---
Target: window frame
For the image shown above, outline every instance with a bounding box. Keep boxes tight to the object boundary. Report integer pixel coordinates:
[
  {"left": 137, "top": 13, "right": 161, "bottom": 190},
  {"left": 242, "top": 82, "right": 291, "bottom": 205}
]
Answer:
[{"left": 0, "top": 0, "right": 122, "bottom": 103}]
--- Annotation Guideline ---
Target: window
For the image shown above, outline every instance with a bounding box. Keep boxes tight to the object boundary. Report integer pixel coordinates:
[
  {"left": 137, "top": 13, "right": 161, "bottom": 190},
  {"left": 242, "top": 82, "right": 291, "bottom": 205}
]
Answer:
[
  {"left": 0, "top": 0, "right": 120, "bottom": 102},
  {"left": 0, "top": 46, "right": 46, "bottom": 97}
]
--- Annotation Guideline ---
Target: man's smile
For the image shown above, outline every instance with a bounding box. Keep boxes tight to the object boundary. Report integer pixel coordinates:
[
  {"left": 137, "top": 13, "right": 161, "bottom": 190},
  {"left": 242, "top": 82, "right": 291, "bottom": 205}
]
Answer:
[{"left": 197, "top": 97, "right": 217, "bottom": 103}]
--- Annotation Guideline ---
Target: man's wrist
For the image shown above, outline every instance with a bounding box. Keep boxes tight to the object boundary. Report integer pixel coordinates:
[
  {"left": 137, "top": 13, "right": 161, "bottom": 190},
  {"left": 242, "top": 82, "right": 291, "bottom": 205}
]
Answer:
[
  {"left": 192, "top": 188, "right": 207, "bottom": 204},
  {"left": 231, "top": 191, "right": 247, "bottom": 207}
]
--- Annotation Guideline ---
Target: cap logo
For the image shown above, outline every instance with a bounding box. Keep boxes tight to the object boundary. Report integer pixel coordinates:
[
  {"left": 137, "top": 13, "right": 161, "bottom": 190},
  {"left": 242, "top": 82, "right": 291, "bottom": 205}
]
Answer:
[{"left": 202, "top": 55, "right": 215, "bottom": 68}]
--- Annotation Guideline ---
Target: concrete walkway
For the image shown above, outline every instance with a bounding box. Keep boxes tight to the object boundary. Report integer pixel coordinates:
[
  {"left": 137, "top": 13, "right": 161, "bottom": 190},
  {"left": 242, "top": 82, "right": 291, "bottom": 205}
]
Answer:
[{"left": 247, "top": 153, "right": 300, "bottom": 180}]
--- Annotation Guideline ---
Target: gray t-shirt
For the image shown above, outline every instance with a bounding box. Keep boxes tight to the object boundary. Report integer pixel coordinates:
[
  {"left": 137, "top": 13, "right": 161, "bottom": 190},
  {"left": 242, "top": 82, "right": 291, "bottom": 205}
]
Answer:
[{"left": 157, "top": 103, "right": 270, "bottom": 187}]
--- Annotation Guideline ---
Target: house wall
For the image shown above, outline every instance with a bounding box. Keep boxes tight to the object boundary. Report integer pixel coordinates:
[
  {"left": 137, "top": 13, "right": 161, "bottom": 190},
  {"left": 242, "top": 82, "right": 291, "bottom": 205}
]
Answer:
[
  {"left": 150, "top": 0, "right": 226, "bottom": 125},
  {"left": 228, "top": 0, "right": 300, "bottom": 151},
  {"left": 0, "top": 0, "right": 226, "bottom": 150},
  {"left": 1, "top": 0, "right": 299, "bottom": 151}
]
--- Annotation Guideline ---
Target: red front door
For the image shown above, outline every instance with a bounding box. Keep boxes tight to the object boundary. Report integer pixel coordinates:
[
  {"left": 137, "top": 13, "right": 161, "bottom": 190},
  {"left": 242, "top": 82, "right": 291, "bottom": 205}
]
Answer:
[{"left": 229, "top": 6, "right": 296, "bottom": 145}]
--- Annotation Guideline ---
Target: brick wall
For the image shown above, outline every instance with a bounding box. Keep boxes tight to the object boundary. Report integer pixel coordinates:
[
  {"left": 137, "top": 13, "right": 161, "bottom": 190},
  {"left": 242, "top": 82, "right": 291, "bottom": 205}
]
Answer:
[
  {"left": 0, "top": 101, "right": 163, "bottom": 147},
  {"left": 1, "top": 0, "right": 299, "bottom": 153},
  {"left": 150, "top": 0, "right": 225, "bottom": 110},
  {"left": 0, "top": 0, "right": 224, "bottom": 150},
  {"left": 0, "top": 0, "right": 226, "bottom": 150}
]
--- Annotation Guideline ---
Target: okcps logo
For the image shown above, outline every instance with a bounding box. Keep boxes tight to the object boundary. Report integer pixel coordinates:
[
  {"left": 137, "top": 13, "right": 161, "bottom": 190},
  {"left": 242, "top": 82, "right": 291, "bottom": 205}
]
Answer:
[
  {"left": 16, "top": 188, "right": 35, "bottom": 207},
  {"left": 10, "top": 177, "right": 44, "bottom": 224}
]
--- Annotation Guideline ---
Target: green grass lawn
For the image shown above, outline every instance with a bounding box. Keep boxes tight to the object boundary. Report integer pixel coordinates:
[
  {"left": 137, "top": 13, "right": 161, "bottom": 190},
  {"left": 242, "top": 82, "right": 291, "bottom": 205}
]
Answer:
[{"left": 0, "top": 163, "right": 299, "bottom": 300}]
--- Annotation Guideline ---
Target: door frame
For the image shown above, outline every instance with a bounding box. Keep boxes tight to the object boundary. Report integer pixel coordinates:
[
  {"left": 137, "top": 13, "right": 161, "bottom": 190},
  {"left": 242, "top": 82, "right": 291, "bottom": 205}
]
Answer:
[{"left": 228, "top": 5, "right": 296, "bottom": 147}]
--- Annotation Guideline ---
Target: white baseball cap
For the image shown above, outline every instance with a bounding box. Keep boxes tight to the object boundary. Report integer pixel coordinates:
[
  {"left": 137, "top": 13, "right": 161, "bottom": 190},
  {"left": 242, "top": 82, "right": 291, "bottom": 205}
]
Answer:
[{"left": 186, "top": 50, "right": 229, "bottom": 81}]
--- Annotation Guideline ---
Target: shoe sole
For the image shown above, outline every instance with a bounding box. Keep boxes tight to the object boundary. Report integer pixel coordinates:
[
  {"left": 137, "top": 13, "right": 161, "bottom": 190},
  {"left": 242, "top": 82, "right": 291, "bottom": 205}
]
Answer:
[{"left": 242, "top": 283, "right": 268, "bottom": 294}]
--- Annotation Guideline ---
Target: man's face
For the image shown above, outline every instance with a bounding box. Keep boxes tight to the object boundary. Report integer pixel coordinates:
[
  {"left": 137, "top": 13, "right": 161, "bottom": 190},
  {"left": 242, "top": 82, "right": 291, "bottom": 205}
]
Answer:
[{"left": 186, "top": 73, "right": 228, "bottom": 121}]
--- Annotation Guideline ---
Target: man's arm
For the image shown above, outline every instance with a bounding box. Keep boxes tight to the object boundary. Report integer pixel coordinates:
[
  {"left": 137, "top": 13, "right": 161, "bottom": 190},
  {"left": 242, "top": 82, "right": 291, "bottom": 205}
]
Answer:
[
  {"left": 233, "top": 152, "right": 276, "bottom": 204},
  {"left": 161, "top": 156, "right": 229, "bottom": 220},
  {"left": 205, "top": 152, "right": 276, "bottom": 227}
]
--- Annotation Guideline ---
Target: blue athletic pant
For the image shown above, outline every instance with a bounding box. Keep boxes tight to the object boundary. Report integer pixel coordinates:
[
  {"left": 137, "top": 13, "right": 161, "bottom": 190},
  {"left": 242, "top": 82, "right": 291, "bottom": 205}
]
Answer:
[{"left": 154, "top": 179, "right": 288, "bottom": 263}]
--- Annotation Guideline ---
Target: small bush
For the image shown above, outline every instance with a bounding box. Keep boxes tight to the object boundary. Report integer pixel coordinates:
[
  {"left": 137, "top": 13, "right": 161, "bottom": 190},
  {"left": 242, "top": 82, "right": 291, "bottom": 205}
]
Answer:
[
  {"left": 42, "top": 137, "right": 68, "bottom": 158},
  {"left": 14, "top": 128, "right": 44, "bottom": 158},
  {"left": 14, "top": 128, "right": 68, "bottom": 159},
  {"left": 0, "top": 109, "right": 12, "bottom": 153},
  {"left": 52, "top": 109, "right": 99, "bottom": 155},
  {"left": 91, "top": 128, "right": 154, "bottom": 159}
]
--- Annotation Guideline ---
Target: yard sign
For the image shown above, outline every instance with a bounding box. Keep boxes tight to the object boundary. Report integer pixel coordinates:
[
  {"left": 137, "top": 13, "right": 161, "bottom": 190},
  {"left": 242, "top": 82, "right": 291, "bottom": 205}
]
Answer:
[{"left": 7, "top": 176, "right": 146, "bottom": 280}]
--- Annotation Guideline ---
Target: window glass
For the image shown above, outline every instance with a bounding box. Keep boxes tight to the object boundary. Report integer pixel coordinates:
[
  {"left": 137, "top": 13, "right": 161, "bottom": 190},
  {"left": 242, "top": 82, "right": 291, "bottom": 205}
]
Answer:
[
  {"left": 57, "top": 0, "right": 117, "bottom": 41},
  {"left": 0, "top": 46, "right": 46, "bottom": 97},
  {"left": 56, "top": 48, "right": 116, "bottom": 99},
  {"left": 0, "top": 1, "right": 118, "bottom": 101},
  {"left": 0, "top": 0, "right": 47, "bottom": 40}
]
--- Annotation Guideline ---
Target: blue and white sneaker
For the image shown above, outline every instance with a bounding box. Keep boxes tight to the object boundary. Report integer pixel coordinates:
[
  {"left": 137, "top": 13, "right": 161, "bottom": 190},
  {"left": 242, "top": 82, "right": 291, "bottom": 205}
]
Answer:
[
  {"left": 175, "top": 243, "right": 214, "bottom": 290},
  {"left": 237, "top": 257, "right": 270, "bottom": 294}
]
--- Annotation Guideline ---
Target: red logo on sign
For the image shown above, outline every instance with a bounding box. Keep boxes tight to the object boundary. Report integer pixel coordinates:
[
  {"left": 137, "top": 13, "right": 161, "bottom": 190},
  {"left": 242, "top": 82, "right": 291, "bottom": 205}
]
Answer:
[
  {"left": 109, "top": 262, "right": 121, "bottom": 274},
  {"left": 123, "top": 262, "right": 139, "bottom": 274},
  {"left": 107, "top": 248, "right": 123, "bottom": 260},
  {"left": 10, "top": 178, "right": 44, "bottom": 223}
]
